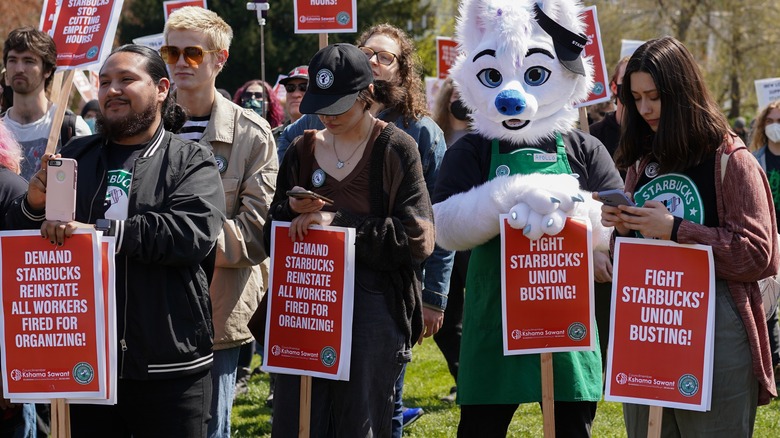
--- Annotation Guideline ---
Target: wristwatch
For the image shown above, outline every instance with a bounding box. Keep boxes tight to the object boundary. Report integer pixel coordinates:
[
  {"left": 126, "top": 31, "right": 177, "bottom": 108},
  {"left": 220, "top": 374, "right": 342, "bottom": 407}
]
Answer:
[{"left": 95, "top": 219, "right": 111, "bottom": 232}]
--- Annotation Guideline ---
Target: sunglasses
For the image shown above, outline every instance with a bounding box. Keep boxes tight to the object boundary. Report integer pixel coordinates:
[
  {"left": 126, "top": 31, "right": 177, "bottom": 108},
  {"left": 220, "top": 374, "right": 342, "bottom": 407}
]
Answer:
[
  {"left": 241, "top": 91, "right": 265, "bottom": 101},
  {"left": 159, "top": 46, "right": 219, "bottom": 66},
  {"left": 358, "top": 46, "right": 398, "bottom": 66},
  {"left": 284, "top": 83, "right": 308, "bottom": 93}
]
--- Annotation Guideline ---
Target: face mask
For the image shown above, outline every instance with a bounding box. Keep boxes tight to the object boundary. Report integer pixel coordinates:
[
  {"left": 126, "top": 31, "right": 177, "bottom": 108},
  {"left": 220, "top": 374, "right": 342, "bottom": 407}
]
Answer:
[
  {"left": 242, "top": 99, "right": 265, "bottom": 117},
  {"left": 766, "top": 123, "right": 780, "bottom": 143},
  {"left": 84, "top": 117, "right": 96, "bottom": 134},
  {"left": 450, "top": 99, "right": 471, "bottom": 121}
]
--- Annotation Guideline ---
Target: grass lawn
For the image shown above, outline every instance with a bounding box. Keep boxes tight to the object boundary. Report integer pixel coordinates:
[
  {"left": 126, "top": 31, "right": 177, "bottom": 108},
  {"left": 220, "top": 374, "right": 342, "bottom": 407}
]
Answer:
[{"left": 232, "top": 340, "right": 780, "bottom": 437}]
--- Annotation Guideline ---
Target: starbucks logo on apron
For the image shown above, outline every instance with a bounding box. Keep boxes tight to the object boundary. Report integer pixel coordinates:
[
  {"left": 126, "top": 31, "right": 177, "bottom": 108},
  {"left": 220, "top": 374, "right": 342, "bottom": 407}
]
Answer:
[
  {"left": 214, "top": 155, "right": 228, "bottom": 174},
  {"left": 495, "top": 165, "right": 510, "bottom": 177},
  {"left": 312, "top": 169, "right": 326, "bottom": 187},
  {"left": 634, "top": 173, "right": 704, "bottom": 224}
]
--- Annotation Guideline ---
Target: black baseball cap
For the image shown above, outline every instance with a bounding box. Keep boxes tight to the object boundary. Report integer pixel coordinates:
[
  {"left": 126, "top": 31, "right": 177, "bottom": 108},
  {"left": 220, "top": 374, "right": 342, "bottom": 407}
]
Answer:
[
  {"left": 299, "top": 44, "right": 373, "bottom": 116},
  {"left": 279, "top": 65, "right": 309, "bottom": 85},
  {"left": 533, "top": 4, "right": 588, "bottom": 76}
]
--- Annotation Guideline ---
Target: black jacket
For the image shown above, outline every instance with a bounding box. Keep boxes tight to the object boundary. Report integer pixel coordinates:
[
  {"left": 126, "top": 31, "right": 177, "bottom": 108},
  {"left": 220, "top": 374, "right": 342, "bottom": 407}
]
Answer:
[{"left": 7, "top": 125, "right": 226, "bottom": 380}]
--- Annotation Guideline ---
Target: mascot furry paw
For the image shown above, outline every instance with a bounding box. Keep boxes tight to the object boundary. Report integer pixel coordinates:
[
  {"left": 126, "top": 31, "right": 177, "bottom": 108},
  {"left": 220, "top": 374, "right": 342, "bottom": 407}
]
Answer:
[{"left": 434, "top": 0, "right": 614, "bottom": 251}]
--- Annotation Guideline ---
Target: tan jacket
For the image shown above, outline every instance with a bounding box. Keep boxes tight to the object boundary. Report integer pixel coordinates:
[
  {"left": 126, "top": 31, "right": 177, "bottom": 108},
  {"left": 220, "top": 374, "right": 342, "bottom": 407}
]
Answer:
[{"left": 200, "top": 92, "right": 278, "bottom": 350}]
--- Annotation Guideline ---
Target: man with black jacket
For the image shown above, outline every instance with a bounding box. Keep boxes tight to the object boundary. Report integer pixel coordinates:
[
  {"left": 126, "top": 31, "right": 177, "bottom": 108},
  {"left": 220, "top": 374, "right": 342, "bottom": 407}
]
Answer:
[{"left": 6, "top": 44, "right": 226, "bottom": 436}]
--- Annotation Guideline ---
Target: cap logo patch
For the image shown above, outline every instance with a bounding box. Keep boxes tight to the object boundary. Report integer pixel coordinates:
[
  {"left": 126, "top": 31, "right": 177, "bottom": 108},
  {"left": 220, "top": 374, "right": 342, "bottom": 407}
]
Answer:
[{"left": 316, "top": 69, "right": 335, "bottom": 89}]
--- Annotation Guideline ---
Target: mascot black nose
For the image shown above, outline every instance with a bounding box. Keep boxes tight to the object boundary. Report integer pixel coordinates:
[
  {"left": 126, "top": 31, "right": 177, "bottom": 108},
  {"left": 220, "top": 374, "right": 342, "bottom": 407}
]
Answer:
[{"left": 495, "top": 90, "right": 526, "bottom": 116}]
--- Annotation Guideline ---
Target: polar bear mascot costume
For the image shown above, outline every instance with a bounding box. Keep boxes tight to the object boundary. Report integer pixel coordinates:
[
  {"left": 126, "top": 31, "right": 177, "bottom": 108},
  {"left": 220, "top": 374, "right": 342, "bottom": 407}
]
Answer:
[{"left": 432, "top": 0, "right": 624, "bottom": 435}]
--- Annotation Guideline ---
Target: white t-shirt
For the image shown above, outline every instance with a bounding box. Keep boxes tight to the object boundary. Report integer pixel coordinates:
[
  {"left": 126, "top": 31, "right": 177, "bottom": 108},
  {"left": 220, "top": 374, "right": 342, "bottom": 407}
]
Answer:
[{"left": 2, "top": 104, "right": 91, "bottom": 181}]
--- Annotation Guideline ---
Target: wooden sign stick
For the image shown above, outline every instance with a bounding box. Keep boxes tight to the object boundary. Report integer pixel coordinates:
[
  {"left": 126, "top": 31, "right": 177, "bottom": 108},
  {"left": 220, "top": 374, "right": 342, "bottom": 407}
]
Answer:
[
  {"left": 579, "top": 106, "right": 590, "bottom": 135},
  {"left": 647, "top": 405, "right": 663, "bottom": 438},
  {"left": 298, "top": 375, "right": 312, "bottom": 438},
  {"left": 51, "top": 398, "right": 71, "bottom": 438},
  {"left": 44, "top": 69, "right": 76, "bottom": 155},
  {"left": 541, "top": 352, "right": 555, "bottom": 437}
]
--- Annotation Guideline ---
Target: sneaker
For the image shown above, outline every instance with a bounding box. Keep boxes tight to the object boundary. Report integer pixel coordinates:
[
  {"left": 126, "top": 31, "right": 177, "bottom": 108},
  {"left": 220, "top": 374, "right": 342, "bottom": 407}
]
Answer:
[
  {"left": 402, "top": 407, "right": 424, "bottom": 428},
  {"left": 440, "top": 386, "right": 457, "bottom": 403}
]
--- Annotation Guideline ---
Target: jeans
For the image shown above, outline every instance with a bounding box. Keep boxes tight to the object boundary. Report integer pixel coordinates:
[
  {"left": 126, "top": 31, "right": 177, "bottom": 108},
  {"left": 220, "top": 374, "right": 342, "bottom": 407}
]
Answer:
[
  {"left": 0, "top": 403, "right": 36, "bottom": 438},
  {"left": 272, "top": 277, "right": 409, "bottom": 437},
  {"left": 391, "top": 365, "right": 406, "bottom": 438},
  {"left": 434, "top": 250, "right": 469, "bottom": 382},
  {"left": 208, "top": 347, "right": 241, "bottom": 438}
]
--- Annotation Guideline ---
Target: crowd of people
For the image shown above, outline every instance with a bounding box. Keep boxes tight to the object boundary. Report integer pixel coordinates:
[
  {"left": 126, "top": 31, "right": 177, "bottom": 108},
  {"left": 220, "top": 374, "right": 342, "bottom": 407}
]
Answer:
[{"left": 0, "top": 3, "right": 779, "bottom": 438}]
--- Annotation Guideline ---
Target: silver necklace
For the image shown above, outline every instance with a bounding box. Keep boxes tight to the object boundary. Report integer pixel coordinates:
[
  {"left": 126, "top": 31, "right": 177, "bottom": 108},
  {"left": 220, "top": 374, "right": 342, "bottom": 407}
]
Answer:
[{"left": 334, "top": 120, "right": 372, "bottom": 169}]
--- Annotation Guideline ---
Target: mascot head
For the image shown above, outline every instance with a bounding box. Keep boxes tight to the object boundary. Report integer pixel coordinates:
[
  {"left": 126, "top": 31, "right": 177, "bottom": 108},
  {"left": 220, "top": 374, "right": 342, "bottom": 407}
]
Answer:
[{"left": 450, "top": 0, "right": 594, "bottom": 145}]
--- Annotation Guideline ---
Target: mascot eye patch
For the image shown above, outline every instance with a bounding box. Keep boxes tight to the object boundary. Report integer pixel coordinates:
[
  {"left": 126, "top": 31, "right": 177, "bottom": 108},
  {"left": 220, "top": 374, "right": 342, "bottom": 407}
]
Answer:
[
  {"left": 525, "top": 66, "right": 551, "bottom": 86},
  {"left": 477, "top": 68, "right": 503, "bottom": 88}
]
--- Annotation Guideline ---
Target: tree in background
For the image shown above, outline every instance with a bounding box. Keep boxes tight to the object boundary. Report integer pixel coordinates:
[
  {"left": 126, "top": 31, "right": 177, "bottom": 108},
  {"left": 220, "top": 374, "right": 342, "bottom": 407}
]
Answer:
[
  {"left": 591, "top": 0, "right": 780, "bottom": 121},
  {"left": 0, "top": 1, "right": 39, "bottom": 45}
]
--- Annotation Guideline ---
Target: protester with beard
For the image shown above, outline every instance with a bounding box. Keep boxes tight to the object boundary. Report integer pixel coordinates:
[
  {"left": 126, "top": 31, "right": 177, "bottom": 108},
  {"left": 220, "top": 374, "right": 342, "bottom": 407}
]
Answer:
[
  {"left": 5, "top": 44, "right": 225, "bottom": 436},
  {"left": 275, "top": 24, "right": 453, "bottom": 433},
  {"left": 1, "top": 27, "right": 90, "bottom": 180}
]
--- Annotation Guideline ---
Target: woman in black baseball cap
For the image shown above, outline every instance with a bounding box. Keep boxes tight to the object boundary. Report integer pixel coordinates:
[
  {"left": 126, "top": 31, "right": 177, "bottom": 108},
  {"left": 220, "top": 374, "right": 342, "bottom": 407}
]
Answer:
[{"left": 264, "top": 43, "right": 435, "bottom": 437}]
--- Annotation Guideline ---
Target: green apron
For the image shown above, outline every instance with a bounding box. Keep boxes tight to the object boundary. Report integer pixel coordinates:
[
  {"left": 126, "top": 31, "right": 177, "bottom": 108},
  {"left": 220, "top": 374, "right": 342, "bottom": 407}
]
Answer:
[{"left": 458, "top": 134, "right": 603, "bottom": 404}]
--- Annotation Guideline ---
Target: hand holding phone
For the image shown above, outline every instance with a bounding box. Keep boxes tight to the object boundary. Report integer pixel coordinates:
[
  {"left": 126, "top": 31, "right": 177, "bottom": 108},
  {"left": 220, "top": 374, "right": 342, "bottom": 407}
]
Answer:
[
  {"left": 45, "top": 158, "right": 78, "bottom": 221},
  {"left": 596, "top": 189, "right": 634, "bottom": 208},
  {"left": 286, "top": 189, "right": 334, "bottom": 205}
]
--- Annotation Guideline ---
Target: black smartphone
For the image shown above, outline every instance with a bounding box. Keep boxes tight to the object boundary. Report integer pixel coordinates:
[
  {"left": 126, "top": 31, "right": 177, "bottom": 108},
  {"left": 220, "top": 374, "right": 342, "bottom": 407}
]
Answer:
[
  {"left": 597, "top": 189, "right": 635, "bottom": 207},
  {"left": 286, "top": 189, "right": 334, "bottom": 205}
]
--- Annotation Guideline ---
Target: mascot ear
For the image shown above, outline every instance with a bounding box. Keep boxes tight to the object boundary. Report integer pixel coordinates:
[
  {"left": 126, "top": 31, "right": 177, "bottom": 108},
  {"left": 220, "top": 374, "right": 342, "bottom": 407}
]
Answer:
[{"left": 457, "top": 0, "right": 489, "bottom": 53}]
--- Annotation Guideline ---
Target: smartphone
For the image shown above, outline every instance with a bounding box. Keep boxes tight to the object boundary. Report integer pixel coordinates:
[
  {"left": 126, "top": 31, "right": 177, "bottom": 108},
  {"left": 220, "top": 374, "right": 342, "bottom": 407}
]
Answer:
[
  {"left": 597, "top": 189, "right": 634, "bottom": 207},
  {"left": 45, "top": 158, "right": 78, "bottom": 221},
  {"left": 286, "top": 189, "right": 334, "bottom": 205}
]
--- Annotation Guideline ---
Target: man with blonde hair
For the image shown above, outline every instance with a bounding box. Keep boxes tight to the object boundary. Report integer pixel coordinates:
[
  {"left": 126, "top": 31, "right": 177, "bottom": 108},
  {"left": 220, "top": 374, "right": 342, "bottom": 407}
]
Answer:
[{"left": 164, "top": 7, "right": 278, "bottom": 437}]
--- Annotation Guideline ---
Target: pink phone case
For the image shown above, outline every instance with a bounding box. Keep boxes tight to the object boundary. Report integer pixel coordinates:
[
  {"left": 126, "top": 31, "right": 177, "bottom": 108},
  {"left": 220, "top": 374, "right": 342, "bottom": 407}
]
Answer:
[{"left": 45, "top": 158, "right": 77, "bottom": 221}]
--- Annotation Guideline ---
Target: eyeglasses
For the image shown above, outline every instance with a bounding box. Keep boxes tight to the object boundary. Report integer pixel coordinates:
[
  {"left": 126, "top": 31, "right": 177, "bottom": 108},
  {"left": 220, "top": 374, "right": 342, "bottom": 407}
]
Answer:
[
  {"left": 159, "top": 46, "right": 219, "bottom": 66},
  {"left": 284, "top": 83, "right": 308, "bottom": 93},
  {"left": 358, "top": 46, "right": 398, "bottom": 66},
  {"left": 241, "top": 91, "right": 264, "bottom": 101}
]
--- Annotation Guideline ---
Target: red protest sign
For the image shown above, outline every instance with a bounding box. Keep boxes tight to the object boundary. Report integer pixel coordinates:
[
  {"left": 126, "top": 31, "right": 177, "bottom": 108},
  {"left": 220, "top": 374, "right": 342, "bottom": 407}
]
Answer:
[
  {"left": 0, "top": 230, "right": 106, "bottom": 399},
  {"left": 500, "top": 216, "right": 595, "bottom": 354},
  {"left": 50, "top": 0, "right": 124, "bottom": 70},
  {"left": 605, "top": 238, "right": 715, "bottom": 411},
  {"left": 70, "top": 237, "right": 117, "bottom": 405},
  {"left": 574, "top": 6, "right": 610, "bottom": 108},
  {"left": 263, "top": 222, "right": 355, "bottom": 380},
  {"left": 163, "top": 0, "right": 208, "bottom": 21},
  {"left": 39, "top": 0, "right": 58, "bottom": 34},
  {"left": 436, "top": 37, "right": 458, "bottom": 79},
  {"left": 294, "top": 0, "right": 357, "bottom": 34}
]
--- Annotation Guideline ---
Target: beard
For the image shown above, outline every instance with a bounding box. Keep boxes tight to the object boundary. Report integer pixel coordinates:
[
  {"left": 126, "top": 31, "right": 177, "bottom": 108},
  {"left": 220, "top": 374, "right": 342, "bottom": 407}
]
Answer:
[
  {"left": 10, "top": 74, "right": 44, "bottom": 95},
  {"left": 96, "top": 100, "right": 158, "bottom": 142}
]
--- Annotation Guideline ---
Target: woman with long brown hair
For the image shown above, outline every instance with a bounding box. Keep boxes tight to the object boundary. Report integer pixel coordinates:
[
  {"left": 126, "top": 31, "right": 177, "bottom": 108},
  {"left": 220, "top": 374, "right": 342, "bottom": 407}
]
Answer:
[{"left": 602, "top": 36, "right": 778, "bottom": 436}]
